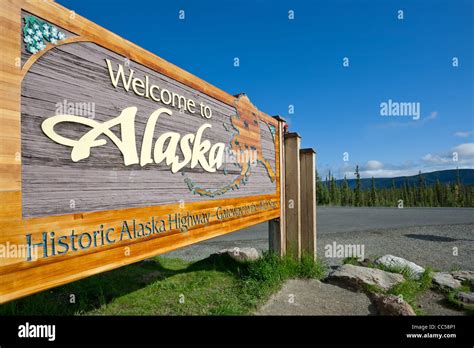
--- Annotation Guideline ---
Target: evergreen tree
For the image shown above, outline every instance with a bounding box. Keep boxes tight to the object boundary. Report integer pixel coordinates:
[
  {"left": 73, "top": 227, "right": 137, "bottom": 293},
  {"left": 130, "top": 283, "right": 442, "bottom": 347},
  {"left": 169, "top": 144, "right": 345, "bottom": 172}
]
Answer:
[
  {"left": 341, "top": 176, "right": 351, "bottom": 206},
  {"left": 329, "top": 171, "right": 335, "bottom": 204},
  {"left": 370, "top": 176, "right": 377, "bottom": 206},
  {"left": 332, "top": 176, "right": 341, "bottom": 205},
  {"left": 315, "top": 168, "right": 472, "bottom": 208},
  {"left": 417, "top": 170, "right": 425, "bottom": 206},
  {"left": 434, "top": 179, "right": 442, "bottom": 206},
  {"left": 390, "top": 179, "right": 397, "bottom": 206},
  {"left": 446, "top": 183, "right": 455, "bottom": 207},
  {"left": 316, "top": 171, "right": 324, "bottom": 205},
  {"left": 354, "top": 165, "right": 361, "bottom": 207},
  {"left": 402, "top": 179, "right": 410, "bottom": 206},
  {"left": 455, "top": 167, "right": 462, "bottom": 207},
  {"left": 318, "top": 171, "right": 330, "bottom": 205}
]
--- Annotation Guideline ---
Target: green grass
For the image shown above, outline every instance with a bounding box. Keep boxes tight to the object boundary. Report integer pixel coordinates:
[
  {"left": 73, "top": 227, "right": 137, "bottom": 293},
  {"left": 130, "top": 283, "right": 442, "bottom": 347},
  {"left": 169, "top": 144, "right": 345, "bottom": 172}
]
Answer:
[
  {"left": 0, "top": 252, "right": 328, "bottom": 315},
  {"left": 444, "top": 281, "right": 474, "bottom": 315},
  {"left": 376, "top": 264, "right": 420, "bottom": 281},
  {"left": 361, "top": 283, "right": 385, "bottom": 295},
  {"left": 349, "top": 263, "right": 434, "bottom": 315},
  {"left": 449, "top": 264, "right": 463, "bottom": 273},
  {"left": 387, "top": 269, "right": 433, "bottom": 315},
  {"left": 344, "top": 258, "right": 434, "bottom": 315},
  {"left": 365, "top": 260, "right": 473, "bottom": 316},
  {"left": 342, "top": 257, "right": 360, "bottom": 266},
  {"left": 342, "top": 256, "right": 379, "bottom": 268}
]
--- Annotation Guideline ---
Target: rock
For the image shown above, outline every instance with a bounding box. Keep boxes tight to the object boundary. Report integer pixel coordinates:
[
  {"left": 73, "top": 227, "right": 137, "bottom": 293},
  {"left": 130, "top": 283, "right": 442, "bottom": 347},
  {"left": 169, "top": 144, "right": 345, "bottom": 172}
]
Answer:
[
  {"left": 458, "top": 292, "right": 474, "bottom": 304},
  {"left": 432, "top": 272, "right": 461, "bottom": 290},
  {"left": 375, "top": 255, "right": 425, "bottom": 279},
  {"left": 370, "top": 293, "right": 416, "bottom": 316},
  {"left": 328, "top": 264, "right": 405, "bottom": 291},
  {"left": 359, "top": 258, "right": 372, "bottom": 267},
  {"left": 216, "top": 247, "right": 261, "bottom": 262},
  {"left": 451, "top": 270, "right": 474, "bottom": 283}
]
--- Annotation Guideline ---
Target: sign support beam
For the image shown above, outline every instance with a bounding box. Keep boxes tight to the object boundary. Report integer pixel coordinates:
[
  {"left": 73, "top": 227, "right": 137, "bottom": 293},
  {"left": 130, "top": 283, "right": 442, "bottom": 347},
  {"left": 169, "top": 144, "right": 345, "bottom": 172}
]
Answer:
[
  {"left": 284, "top": 132, "right": 301, "bottom": 259},
  {"left": 300, "top": 148, "right": 317, "bottom": 259},
  {"left": 269, "top": 116, "right": 286, "bottom": 257}
]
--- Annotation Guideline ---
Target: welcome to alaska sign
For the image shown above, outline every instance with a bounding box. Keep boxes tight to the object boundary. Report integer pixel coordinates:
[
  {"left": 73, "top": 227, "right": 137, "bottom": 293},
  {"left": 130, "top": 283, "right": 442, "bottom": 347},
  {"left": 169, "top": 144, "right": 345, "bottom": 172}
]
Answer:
[{"left": 0, "top": 0, "right": 283, "bottom": 303}]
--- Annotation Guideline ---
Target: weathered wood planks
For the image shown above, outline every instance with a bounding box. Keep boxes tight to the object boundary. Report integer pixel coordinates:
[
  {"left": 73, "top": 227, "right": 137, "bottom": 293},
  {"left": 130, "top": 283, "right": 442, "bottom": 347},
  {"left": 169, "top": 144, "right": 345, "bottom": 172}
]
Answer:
[{"left": 21, "top": 41, "right": 277, "bottom": 217}]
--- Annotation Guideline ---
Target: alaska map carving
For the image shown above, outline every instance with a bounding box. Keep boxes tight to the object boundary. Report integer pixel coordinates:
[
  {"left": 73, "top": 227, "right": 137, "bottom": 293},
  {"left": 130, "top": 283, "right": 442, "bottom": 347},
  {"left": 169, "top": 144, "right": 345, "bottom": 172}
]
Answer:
[{"left": 185, "top": 94, "right": 277, "bottom": 197}]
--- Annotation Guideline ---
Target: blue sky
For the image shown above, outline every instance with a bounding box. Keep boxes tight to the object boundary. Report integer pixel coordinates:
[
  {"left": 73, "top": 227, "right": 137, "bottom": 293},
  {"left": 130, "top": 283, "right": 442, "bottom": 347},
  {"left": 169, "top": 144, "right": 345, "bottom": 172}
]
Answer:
[{"left": 57, "top": 0, "right": 473, "bottom": 179}]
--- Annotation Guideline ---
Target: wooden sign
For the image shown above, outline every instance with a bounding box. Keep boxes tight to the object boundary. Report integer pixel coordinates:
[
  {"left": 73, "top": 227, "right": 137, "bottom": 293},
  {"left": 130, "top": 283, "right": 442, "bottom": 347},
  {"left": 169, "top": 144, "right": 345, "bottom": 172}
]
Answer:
[{"left": 0, "top": 0, "right": 283, "bottom": 303}]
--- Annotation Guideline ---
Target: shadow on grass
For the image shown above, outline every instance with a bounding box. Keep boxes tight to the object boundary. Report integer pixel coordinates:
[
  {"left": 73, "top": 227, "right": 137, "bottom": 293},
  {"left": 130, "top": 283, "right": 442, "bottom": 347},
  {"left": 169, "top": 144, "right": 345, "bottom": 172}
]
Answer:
[{"left": 0, "top": 253, "right": 244, "bottom": 316}]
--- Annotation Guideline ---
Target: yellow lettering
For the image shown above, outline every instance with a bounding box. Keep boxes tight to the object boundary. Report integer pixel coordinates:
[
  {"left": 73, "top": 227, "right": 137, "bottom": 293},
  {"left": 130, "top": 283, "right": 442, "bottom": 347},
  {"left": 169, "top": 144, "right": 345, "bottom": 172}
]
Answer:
[{"left": 41, "top": 107, "right": 224, "bottom": 173}]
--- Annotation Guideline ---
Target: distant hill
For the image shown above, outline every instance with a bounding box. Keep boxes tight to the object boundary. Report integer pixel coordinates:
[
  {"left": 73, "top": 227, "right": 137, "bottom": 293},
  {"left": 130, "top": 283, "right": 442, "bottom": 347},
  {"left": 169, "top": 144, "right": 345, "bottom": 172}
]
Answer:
[{"left": 334, "top": 169, "right": 474, "bottom": 190}]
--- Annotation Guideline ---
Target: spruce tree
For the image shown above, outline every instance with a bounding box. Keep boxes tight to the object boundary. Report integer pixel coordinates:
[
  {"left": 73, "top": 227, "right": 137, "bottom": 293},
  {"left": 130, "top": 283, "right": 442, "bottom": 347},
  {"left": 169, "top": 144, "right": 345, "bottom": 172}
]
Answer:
[
  {"left": 455, "top": 167, "right": 462, "bottom": 207},
  {"left": 417, "top": 170, "right": 425, "bottom": 206},
  {"left": 390, "top": 179, "right": 397, "bottom": 206},
  {"left": 403, "top": 179, "right": 409, "bottom": 207},
  {"left": 316, "top": 171, "right": 324, "bottom": 205},
  {"left": 341, "top": 175, "right": 350, "bottom": 206},
  {"left": 370, "top": 176, "right": 377, "bottom": 206},
  {"left": 354, "top": 165, "right": 361, "bottom": 207},
  {"left": 434, "top": 179, "right": 442, "bottom": 207}
]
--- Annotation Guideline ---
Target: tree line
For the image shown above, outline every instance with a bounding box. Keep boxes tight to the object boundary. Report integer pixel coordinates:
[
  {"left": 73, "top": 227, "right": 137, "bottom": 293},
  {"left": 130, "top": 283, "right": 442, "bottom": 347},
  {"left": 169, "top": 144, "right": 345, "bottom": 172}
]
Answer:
[{"left": 316, "top": 166, "right": 474, "bottom": 207}]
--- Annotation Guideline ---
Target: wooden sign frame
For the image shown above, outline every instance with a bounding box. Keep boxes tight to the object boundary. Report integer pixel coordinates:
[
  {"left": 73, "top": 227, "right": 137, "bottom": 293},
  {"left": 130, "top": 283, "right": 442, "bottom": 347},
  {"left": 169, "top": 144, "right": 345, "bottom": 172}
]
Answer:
[{"left": 0, "top": 0, "right": 283, "bottom": 303}]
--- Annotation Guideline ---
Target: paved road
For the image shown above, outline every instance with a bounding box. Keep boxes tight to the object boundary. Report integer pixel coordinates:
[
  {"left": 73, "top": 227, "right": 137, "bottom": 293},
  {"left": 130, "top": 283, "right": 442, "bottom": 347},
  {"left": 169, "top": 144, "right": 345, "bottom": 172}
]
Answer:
[
  {"left": 163, "top": 207, "right": 474, "bottom": 269},
  {"left": 192, "top": 206, "right": 474, "bottom": 241},
  {"left": 316, "top": 207, "right": 474, "bottom": 233}
]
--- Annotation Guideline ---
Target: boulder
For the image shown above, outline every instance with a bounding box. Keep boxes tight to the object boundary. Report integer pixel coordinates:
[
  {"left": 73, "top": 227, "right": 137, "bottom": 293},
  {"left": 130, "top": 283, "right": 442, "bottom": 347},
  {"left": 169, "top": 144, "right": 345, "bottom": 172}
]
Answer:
[
  {"left": 375, "top": 255, "right": 425, "bottom": 279},
  {"left": 458, "top": 292, "right": 474, "bottom": 304},
  {"left": 432, "top": 272, "right": 461, "bottom": 290},
  {"left": 370, "top": 293, "right": 416, "bottom": 316},
  {"left": 216, "top": 247, "right": 261, "bottom": 262},
  {"left": 328, "top": 264, "right": 404, "bottom": 291},
  {"left": 451, "top": 270, "right": 474, "bottom": 283}
]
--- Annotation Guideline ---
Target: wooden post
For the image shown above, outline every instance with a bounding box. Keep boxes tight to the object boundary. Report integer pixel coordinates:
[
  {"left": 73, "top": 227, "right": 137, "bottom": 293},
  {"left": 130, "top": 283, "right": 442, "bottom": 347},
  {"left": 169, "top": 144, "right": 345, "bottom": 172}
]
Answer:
[
  {"left": 269, "top": 116, "right": 286, "bottom": 256},
  {"left": 284, "top": 132, "right": 301, "bottom": 259},
  {"left": 300, "top": 148, "right": 317, "bottom": 259},
  {"left": 268, "top": 219, "right": 281, "bottom": 254}
]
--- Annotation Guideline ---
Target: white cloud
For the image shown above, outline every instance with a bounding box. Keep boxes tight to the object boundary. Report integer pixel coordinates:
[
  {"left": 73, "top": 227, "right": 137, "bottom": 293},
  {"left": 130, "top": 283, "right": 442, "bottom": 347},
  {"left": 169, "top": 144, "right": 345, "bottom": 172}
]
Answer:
[
  {"left": 421, "top": 153, "right": 450, "bottom": 164},
  {"left": 452, "top": 143, "right": 474, "bottom": 157},
  {"left": 342, "top": 167, "right": 421, "bottom": 179},
  {"left": 454, "top": 131, "right": 474, "bottom": 138},
  {"left": 365, "top": 160, "right": 383, "bottom": 170},
  {"left": 426, "top": 111, "right": 438, "bottom": 120},
  {"left": 340, "top": 161, "right": 419, "bottom": 179},
  {"left": 332, "top": 143, "right": 474, "bottom": 180},
  {"left": 420, "top": 143, "right": 474, "bottom": 165}
]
